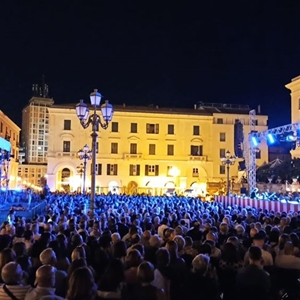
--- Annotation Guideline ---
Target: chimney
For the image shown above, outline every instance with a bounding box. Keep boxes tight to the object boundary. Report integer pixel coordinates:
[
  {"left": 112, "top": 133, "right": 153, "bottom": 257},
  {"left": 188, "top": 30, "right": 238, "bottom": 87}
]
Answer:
[
  {"left": 156, "top": 105, "right": 159, "bottom": 109},
  {"left": 257, "top": 105, "right": 261, "bottom": 114},
  {"left": 194, "top": 104, "right": 197, "bottom": 110},
  {"left": 123, "top": 103, "right": 126, "bottom": 107}
]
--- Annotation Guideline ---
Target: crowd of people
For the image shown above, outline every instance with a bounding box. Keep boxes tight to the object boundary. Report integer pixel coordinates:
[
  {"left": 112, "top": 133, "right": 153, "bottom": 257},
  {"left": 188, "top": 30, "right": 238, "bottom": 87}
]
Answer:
[{"left": 0, "top": 192, "right": 300, "bottom": 300}]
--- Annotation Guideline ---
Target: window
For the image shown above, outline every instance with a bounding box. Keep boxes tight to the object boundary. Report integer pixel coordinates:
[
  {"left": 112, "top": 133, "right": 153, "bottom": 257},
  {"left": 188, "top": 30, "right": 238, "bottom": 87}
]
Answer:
[
  {"left": 220, "top": 148, "right": 226, "bottom": 158},
  {"left": 192, "top": 168, "right": 199, "bottom": 177},
  {"left": 95, "top": 164, "right": 102, "bottom": 175},
  {"left": 193, "top": 125, "right": 200, "bottom": 135},
  {"left": 64, "top": 120, "right": 71, "bottom": 130},
  {"left": 112, "top": 122, "right": 118, "bottom": 132},
  {"left": 149, "top": 144, "right": 156, "bottom": 155},
  {"left": 220, "top": 132, "right": 226, "bottom": 142},
  {"left": 220, "top": 165, "right": 226, "bottom": 174},
  {"left": 168, "top": 124, "right": 174, "bottom": 134},
  {"left": 256, "top": 149, "right": 261, "bottom": 159},
  {"left": 167, "top": 166, "right": 173, "bottom": 176},
  {"left": 131, "top": 123, "right": 137, "bottom": 133},
  {"left": 190, "top": 145, "right": 203, "bottom": 156},
  {"left": 111, "top": 143, "right": 118, "bottom": 154},
  {"left": 63, "top": 141, "right": 70, "bottom": 152},
  {"left": 107, "top": 164, "right": 118, "bottom": 175},
  {"left": 146, "top": 123, "right": 159, "bottom": 134},
  {"left": 130, "top": 143, "right": 137, "bottom": 154},
  {"left": 145, "top": 165, "right": 159, "bottom": 176},
  {"left": 129, "top": 164, "right": 140, "bottom": 176},
  {"left": 167, "top": 145, "right": 174, "bottom": 156},
  {"left": 217, "top": 118, "right": 223, "bottom": 124}
]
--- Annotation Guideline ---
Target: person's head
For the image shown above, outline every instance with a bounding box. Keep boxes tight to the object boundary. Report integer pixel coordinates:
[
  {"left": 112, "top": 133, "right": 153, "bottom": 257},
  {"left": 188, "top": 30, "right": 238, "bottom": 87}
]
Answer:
[
  {"left": 67, "top": 258, "right": 87, "bottom": 282},
  {"left": 173, "top": 235, "right": 186, "bottom": 253},
  {"left": 164, "top": 228, "right": 175, "bottom": 241},
  {"left": 155, "top": 248, "right": 170, "bottom": 269},
  {"left": 283, "top": 241, "right": 294, "bottom": 255},
  {"left": 142, "top": 230, "right": 151, "bottom": 241},
  {"left": 40, "top": 248, "right": 57, "bottom": 266},
  {"left": 236, "top": 225, "right": 245, "bottom": 236},
  {"left": 111, "top": 232, "right": 121, "bottom": 245},
  {"left": 137, "top": 261, "right": 154, "bottom": 284},
  {"left": 250, "top": 227, "right": 258, "bottom": 238},
  {"left": 252, "top": 233, "right": 265, "bottom": 248},
  {"left": 98, "top": 259, "right": 125, "bottom": 292},
  {"left": 12, "top": 242, "right": 26, "bottom": 257},
  {"left": 184, "top": 236, "right": 193, "bottom": 248},
  {"left": 221, "top": 242, "right": 239, "bottom": 263},
  {"left": 149, "top": 235, "right": 161, "bottom": 248},
  {"left": 126, "top": 249, "right": 142, "bottom": 268},
  {"left": 1, "top": 262, "right": 23, "bottom": 285},
  {"left": 248, "top": 246, "right": 262, "bottom": 266},
  {"left": 35, "top": 265, "right": 55, "bottom": 288},
  {"left": 0, "top": 248, "right": 16, "bottom": 270},
  {"left": 99, "top": 235, "right": 112, "bottom": 250},
  {"left": 192, "top": 254, "right": 210, "bottom": 275},
  {"left": 67, "top": 267, "right": 96, "bottom": 300},
  {"left": 219, "top": 222, "right": 228, "bottom": 234},
  {"left": 131, "top": 243, "right": 145, "bottom": 258},
  {"left": 71, "top": 246, "right": 86, "bottom": 262},
  {"left": 113, "top": 241, "right": 127, "bottom": 258},
  {"left": 165, "top": 240, "right": 178, "bottom": 258},
  {"left": 174, "top": 226, "right": 183, "bottom": 236}
]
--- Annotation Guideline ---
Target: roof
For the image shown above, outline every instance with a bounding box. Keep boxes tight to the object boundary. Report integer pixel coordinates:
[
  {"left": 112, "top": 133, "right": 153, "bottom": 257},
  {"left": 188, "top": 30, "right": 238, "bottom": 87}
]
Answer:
[{"left": 50, "top": 102, "right": 264, "bottom": 117}]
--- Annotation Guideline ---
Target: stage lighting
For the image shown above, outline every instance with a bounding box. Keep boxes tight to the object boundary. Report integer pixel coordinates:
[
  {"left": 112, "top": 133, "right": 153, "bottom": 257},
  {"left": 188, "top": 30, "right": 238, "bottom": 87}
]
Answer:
[
  {"left": 267, "top": 133, "right": 275, "bottom": 144},
  {"left": 251, "top": 136, "right": 259, "bottom": 147},
  {"left": 286, "top": 131, "right": 297, "bottom": 142}
]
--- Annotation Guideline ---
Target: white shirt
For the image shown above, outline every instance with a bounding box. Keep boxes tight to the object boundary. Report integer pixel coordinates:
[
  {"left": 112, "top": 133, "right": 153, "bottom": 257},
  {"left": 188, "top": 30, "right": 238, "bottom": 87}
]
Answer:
[{"left": 158, "top": 224, "right": 168, "bottom": 239}]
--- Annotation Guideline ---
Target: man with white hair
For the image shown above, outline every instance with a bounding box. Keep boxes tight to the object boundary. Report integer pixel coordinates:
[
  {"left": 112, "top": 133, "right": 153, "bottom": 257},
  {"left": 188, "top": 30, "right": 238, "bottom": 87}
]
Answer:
[
  {"left": 39, "top": 248, "right": 67, "bottom": 297},
  {"left": 0, "top": 262, "right": 30, "bottom": 300}
]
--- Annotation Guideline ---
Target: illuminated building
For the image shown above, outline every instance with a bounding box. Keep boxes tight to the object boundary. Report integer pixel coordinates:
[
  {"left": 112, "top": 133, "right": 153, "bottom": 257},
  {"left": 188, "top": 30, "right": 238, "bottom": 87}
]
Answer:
[
  {"left": 0, "top": 110, "right": 20, "bottom": 189},
  {"left": 46, "top": 102, "right": 268, "bottom": 195}
]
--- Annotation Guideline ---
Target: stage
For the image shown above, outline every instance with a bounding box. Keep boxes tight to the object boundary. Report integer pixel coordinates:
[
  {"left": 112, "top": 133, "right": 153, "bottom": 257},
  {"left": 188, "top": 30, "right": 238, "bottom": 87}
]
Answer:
[{"left": 215, "top": 196, "right": 300, "bottom": 213}]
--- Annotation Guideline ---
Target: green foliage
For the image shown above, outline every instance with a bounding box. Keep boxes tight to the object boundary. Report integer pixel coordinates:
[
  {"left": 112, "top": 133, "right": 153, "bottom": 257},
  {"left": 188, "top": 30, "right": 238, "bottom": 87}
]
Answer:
[{"left": 256, "top": 158, "right": 300, "bottom": 182}]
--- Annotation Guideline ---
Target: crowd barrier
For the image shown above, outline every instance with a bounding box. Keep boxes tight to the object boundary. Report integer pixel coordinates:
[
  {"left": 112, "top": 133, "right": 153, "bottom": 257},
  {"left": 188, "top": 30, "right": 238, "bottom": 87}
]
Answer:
[{"left": 215, "top": 196, "right": 300, "bottom": 212}]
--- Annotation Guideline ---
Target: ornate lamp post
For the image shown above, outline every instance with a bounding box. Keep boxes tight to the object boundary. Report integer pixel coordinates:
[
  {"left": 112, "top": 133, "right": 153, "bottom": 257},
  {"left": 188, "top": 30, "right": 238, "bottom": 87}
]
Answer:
[
  {"left": 76, "top": 162, "right": 85, "bottom": 193},
  {"left": 221, "top": 150, "right": 236, "bottom": 196},
  {"left": 75, "top": 89, "right": 113, "bottom": 216},
  {"left": 77, "top": 145, "right": 92, "bottom": 194}
]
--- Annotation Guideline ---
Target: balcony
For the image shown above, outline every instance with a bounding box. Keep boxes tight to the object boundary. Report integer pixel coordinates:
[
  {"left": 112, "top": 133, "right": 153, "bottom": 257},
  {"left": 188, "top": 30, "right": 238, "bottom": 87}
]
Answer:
[
  {"left": 123, "top": 153, "right": 143, "bottom": 160},
  {"left": 47, "top": 151, "right": 77, "bottom": 158},
  {"left": 189, "top": 155, "right": 207, "bottom": 162}
]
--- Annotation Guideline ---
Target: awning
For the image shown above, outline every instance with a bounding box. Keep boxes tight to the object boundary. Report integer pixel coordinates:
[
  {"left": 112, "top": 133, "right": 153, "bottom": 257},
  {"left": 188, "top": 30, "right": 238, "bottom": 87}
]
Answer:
[{"left": 0, "top": 137, "right": 10, "bottom": 151}]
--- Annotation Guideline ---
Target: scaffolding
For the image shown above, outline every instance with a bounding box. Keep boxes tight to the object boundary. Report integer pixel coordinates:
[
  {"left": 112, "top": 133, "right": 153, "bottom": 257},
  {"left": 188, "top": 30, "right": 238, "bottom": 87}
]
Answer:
[{"left": 247, "top": 120, "right": 300, "bottom": 195}]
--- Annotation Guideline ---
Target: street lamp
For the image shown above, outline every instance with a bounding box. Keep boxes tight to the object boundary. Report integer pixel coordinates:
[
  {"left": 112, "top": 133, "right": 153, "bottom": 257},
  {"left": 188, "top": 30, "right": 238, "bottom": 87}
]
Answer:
[
  {"left": 76, "top": 163, "right": 85, "bottom": 193},
  {"left": 77, "top": 145, "right": 92, "bottom": 194},
  {"left": 75, "top": 89, "right": 113, "bottom": 216},
  {"left": 221, "top": 150, "right": 236, "bottom": 196}
]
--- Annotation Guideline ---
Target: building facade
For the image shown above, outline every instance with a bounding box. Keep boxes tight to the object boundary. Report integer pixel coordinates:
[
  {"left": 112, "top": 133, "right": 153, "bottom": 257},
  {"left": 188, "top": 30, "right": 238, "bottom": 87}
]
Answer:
[
  {"left": 18, "top": 85, "right": 52, "bottom": 188},
  {"left": 46, "top": 103, "right": 268, "bottom": 195},
  {"left": 0, "top": 110, "right": 21, "bottom": 189},
  {"left": 286, "top": 75, "right": 300, "bottom": 158}
]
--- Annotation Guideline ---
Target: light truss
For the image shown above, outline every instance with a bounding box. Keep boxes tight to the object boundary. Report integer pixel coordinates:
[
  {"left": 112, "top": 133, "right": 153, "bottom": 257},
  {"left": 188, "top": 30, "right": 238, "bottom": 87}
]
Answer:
[{"left": 247, "top": 120, "right": 299, "bottom": 195}]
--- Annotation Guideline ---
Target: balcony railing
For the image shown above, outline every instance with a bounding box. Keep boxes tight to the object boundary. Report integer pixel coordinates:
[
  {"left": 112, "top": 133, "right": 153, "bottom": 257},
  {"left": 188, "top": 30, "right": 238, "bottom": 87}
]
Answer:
[
  {"left": 123, "top": 153, "right": 143, "bottom": 160},
  {"left": 47, "top": 151, "right": 77, "bottom": 158},
  {"left": 189, "top": 155, "right": 207, "bottom": 162}
]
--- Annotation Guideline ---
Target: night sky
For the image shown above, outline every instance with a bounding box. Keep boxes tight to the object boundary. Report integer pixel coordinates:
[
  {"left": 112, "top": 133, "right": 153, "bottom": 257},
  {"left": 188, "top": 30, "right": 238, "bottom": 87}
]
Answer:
[{"left": 1, "top": 1, "right": 300, "bottom": 128}]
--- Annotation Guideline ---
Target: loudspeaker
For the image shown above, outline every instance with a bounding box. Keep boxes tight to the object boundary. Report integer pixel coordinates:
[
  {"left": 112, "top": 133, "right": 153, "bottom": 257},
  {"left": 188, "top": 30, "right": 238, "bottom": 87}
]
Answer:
[
  {"left": 234, "top": 120, "right": 244, "bottom": 158},
  {"left": 240, "top": 187, "right": 247, "bottom": 194}
]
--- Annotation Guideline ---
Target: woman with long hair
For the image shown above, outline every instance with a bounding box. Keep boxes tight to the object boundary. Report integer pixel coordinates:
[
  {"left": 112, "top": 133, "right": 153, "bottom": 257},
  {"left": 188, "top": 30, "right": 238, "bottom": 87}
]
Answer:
[{"left": 66, "top": 266, "right": 97, "bottom": 300}]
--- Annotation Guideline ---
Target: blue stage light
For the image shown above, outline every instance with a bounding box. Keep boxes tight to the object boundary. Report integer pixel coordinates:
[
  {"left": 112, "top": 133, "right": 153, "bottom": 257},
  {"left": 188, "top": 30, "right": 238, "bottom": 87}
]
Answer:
[
  {"left": 267, "top": 133, "right": 275, "bottom": 144},
  {"left": 251, "top": 136, "right": 259, "bottom": 146}
]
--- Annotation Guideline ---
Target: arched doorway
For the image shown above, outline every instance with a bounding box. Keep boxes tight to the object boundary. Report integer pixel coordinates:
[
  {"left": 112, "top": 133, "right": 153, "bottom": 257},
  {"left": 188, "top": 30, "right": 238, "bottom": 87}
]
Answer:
[
  {"left": 108, "top": 181, "right": 119, "bottom": 194},
  {"left": 127, "top": 181, "right": 138, "bottom": 195},
  {"left": 61, "top": 168, "right": 71, "bottom": 192}
]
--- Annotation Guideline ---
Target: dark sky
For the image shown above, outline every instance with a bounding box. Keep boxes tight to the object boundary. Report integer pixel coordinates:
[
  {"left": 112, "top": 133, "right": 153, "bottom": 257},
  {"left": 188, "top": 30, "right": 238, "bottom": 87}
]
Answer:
[{"left": 1, "top": 1, "right": 300, "bottom": 128}]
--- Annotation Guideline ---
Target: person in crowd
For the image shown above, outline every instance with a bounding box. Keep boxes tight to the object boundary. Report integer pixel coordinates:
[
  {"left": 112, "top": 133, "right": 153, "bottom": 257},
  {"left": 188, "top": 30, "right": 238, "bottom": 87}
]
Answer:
[
  {"left": 66, "top": 267, "right": 97, "bottom": 300},
  {"left": 25, "top": 265, "right": 56, "bottom": 300},
  {"left": 39, "top": 248, "right": 67, "bottom": 297},
  {"left": 236, "top": 246, "right": 271, "bottom": 300},
  {"left": 0, "top": 262, "right": 31, "bottom": 300}
]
